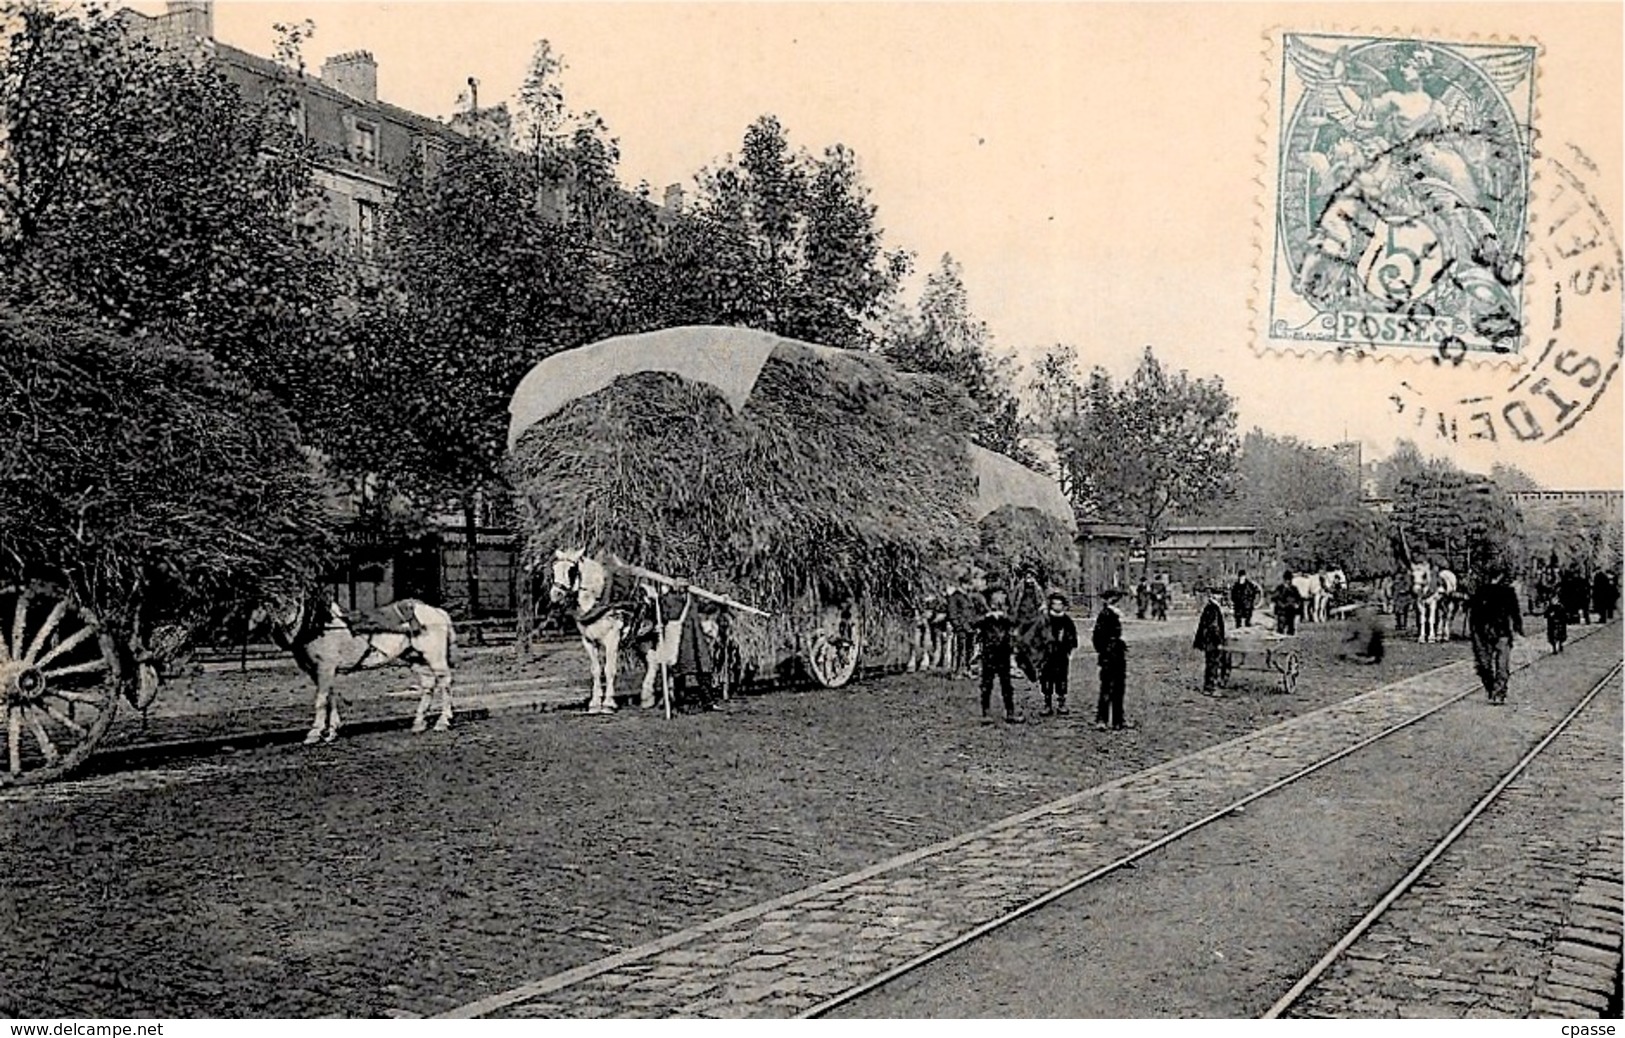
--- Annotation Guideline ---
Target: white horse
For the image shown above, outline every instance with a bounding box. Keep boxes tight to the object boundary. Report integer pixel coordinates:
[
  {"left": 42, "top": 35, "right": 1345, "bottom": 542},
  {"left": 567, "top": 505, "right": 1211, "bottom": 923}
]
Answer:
[
  {"left": 1410, "top": 562, "right": 1459, "bottom": 643},
  {"left": 261, "top": 592, "right": 456, "bottom": 744},
  {"left": 547, "top": 548, "right": 672, "bottom": 714},
  {"left": 1291, "top": 572, "right": 1327, "bottom": 623}
]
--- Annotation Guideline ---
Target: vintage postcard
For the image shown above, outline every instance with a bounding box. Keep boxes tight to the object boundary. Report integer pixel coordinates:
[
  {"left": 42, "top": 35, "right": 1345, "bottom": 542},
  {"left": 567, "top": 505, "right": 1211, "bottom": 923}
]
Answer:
[{"left": 0, "top": 1, "right": 1619, "bottom": 1025}]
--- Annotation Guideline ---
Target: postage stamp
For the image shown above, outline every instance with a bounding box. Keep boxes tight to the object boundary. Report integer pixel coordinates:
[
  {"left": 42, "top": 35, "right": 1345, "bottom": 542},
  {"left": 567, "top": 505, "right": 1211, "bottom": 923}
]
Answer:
[{"left": 1261, "top": 32, "right": 1539, "bottom": 360}]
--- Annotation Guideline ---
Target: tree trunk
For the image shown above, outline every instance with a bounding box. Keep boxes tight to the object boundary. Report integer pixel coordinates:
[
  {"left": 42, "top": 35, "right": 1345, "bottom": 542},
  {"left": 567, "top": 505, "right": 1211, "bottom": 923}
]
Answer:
[{"left": 462, "top": 491, "right": 482, "bottom": 644}]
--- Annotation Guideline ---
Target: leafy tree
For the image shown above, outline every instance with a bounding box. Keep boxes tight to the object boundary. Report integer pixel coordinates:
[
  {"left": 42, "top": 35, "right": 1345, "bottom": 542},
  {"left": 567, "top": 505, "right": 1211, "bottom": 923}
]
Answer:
[
  {"left": 1489, "top": 462, "right": 1542, "bottom": 493},
  {"left": 1197, "top": 429, "right": 1357, "bottom": 532},
  {"left": 880, "top": 254, "right": 1034, "bottom": 465},
  {"left": 336, "top": 129, "right": 606, "bottom": 616},
  {"left": 1519, "top": 505, "right": 1621, "bottom": 578},
  {"left": 1374, "top": 439, "right": 1459, "bottom": 498},
  {"left": 630, "top": 115, "right": 907, "bottom": 347},
  {"left": 0, "top": 3, "right": 348, "bottom": 426},
  {"left": 1054, "top": 347, "right": 1240, "bottom": 578}
]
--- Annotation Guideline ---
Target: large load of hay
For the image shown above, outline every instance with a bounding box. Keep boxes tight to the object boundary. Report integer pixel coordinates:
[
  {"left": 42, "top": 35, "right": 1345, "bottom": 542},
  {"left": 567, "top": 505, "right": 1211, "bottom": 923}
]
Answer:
[{"left": 506, "top": 326, "right": 1075, "bottom": 677}]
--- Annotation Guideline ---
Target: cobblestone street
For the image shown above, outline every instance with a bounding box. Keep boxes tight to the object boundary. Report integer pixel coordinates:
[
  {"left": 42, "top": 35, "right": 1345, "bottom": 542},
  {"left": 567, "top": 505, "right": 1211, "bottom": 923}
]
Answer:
[
  {"left": 1288, "top": 657, "right": 1623, "bottom": 1019},
  {"left": 0, "top": 623, "right": 1614, "bottom": 1018}
]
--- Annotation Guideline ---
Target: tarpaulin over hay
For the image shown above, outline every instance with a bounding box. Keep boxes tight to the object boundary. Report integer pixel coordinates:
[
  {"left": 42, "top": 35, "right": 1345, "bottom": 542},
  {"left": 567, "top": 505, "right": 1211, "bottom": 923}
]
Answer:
[
  {"left": 508, "top": 326, "right": 1074, "bottom": 532},
  {"left": 511, "top": 327, "right": 790, "bottom": 449}
]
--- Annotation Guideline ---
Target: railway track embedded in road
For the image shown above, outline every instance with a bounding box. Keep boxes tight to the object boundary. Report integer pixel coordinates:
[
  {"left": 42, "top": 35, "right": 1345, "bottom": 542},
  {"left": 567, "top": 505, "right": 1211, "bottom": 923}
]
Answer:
[
  {"left": 1261, "top": 658, "right": 1624, "bottom": 1020},
  {"left": 799, "top": 639, "right": 1622, "bottom": 1020}
]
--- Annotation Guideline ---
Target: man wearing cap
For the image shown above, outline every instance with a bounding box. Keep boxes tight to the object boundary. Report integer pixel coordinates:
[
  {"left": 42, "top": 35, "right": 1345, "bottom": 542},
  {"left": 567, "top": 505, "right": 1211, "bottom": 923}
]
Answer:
[
  {"left": 1468, "top": 565, "right": 1523, "bottom": 705},
  {"left": 1092, "top": 589, "right": 1129, "bottom": 730},
  {"left": 1038, "top": 591, "right": 1079, "bottom": 715},
  {"left": 1193, "top": 586, "right": 1229, "bottom": 693}
]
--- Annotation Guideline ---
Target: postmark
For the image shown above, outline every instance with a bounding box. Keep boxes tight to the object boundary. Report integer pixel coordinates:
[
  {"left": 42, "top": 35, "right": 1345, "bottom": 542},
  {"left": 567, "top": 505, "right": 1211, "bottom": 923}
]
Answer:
[
  {"left": 1389, "top": 143, "right": 1622, "bottom": 447},
  {"left": 1261, "top": 32, "right": 1539, "bottom": 360}
]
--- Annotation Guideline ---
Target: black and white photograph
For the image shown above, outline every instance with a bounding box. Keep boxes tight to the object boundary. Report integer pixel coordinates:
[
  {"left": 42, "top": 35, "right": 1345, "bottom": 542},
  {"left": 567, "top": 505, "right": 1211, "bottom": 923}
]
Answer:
[{"left": 0, "top": 0, "right": 1620, "bottom": 1023}]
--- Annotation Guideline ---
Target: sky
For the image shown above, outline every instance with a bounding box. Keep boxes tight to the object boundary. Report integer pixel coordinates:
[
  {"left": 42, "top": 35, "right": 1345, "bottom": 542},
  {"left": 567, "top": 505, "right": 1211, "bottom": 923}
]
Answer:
[{"left": 129, "top": 1, "right": 1624, "bottom": 488}]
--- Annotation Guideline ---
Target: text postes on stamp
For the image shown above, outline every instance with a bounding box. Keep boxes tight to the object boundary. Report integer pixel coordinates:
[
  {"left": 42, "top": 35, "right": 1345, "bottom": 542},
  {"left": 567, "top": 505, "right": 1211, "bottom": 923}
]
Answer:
[{"left": 1262, "top": 32, "right": 1538, "bottom": 360}]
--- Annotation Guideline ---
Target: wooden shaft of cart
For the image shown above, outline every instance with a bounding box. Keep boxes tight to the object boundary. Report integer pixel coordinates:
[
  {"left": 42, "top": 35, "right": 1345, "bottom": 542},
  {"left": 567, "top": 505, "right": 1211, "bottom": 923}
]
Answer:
[
  {"left": 653, "top": 590, "right": 672, "bottom": 720},
  {"left": 607, "top": 557, "right": 772, "bottom": 618}
]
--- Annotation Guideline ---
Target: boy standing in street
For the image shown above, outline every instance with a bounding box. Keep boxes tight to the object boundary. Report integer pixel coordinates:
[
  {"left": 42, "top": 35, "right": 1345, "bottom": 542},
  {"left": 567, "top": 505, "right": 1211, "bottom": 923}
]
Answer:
[
  {"left": 977, "top": 587, "right": 1021, "bottom": 724},
  {"left": 1093, "top": 589, "right": 1128, "bottom": 730},
  {"left": 1039, "top": 591, "right": 1079, "bottom": 716}
]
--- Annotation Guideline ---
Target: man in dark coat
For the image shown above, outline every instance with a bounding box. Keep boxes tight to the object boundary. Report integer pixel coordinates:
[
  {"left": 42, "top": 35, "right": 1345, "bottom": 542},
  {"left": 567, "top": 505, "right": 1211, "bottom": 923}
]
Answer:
[
  {"left": 1093, "top": 589, "right": 1128, "bottom": 730},
  {"left": 1468, "top": 566, "right": 1524, "bottom": 705},
  {"left": 1592, "top": 570, "right": 1617, "bottom": 624},
  {"left": 1230, "top": 570, "right": 1260, "bottom": 627},
  {"left": 1134, "top": 580, "right": 1149, "bottom": 621},
  {"left": 1038, "top": 591, "right": 1079, "bottom": 715},
  {"left": 1150, "top": 576, "right": 1169, "bottom": 621},
  {"left": 1562, "top": 570, "right": 1591, "bottom": 625},
  {"left": 1272, "top": 572, "right": 1304, "bottom": 635},
  {"left": 946, "top": 578, "right": 979, "bottom": 679},
  {"left": 976, "top": 588, "right": 1020, "bottom": 724},
  {"left": 1193, "top": 587, "right": 1229, "bottom": 692},
  {"left": 661, "top": 585, "right": 718, "bottom": 712}
]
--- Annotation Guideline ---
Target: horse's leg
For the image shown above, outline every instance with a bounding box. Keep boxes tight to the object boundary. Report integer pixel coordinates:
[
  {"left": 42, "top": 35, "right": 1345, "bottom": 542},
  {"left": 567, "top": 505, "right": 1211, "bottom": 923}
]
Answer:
[
  {"left": 601, "top": 629, "right": 620, "bottom": 712},
  {"left": 640, "top": 644, "right": 660, "bottom": 708},
  {"left": 433, "top": 656, "right": 454, "bottom": 732},
  {"left": 306, "top": 663, "right": 334, "bottom": 745},
  {"left": 411, "top": 662, "right": 434, "bottom": 733},
  {"left": 581, "top": 636, "right": 605, "bottom": 713},
  {"left": 323, "top": 666, "right": 343, "bottom": 742}
]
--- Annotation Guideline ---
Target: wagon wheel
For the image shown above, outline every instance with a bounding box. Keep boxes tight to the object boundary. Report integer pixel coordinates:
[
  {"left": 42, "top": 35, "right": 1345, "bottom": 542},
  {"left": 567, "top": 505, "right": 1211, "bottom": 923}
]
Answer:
[
  {"left": 1279, "top": 651, "right": 1301, "bottom": 694},
  {"left": 807, "top": 611, "right": 862, "bottom": 689},
  {"left": 0, "top": 585, "right": 122, "bottom": 786}
]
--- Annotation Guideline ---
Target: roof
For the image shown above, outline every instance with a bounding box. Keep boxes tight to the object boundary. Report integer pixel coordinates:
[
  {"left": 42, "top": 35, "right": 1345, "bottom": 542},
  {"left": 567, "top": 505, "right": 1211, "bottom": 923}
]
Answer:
[{"left": 506, "top": 326, "right": 1076, "bottom": 531}]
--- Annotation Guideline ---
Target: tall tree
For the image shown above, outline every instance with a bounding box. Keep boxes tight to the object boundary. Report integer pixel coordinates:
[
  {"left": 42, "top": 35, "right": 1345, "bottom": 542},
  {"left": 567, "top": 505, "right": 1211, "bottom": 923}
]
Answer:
[
  {"left": 1374, "top": 439, "right": 1459, "bottom": 498},
  {"left": 338, "top": 136, "right": 598, "bottom": 617},
  {"left": 880, "top": 254, "right": 1034, "bottom": 465},
  {"left": 632, "top": 115, "right": 906, "bottom": 347},
  {"left": 1196, "top": 429, "right": 1358, "bottom": 531},
  {"left": 1489, "top": 462, "right": 1542, "bottom": 493},
  {"left": 1054, "top": 347, "right": 1240, "bottom": 577},
  {"left": 0, "top": 3, "right": 347, "bottom": 428}
]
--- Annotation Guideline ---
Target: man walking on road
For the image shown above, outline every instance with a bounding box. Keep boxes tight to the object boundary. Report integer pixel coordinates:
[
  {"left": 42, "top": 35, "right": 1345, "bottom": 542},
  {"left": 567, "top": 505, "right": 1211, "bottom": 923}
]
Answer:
[
  {"left": 1193, "top": 587, "right": 1229, "bottom": 693},
  {"left": 1093, "top": 589, "right": 1128, "bottom": 730},
  {"left": 1272, "top": 571, "right": 1305, "bottom": 635},
  {"left": 1468, "top": 565, "right": 1524, "bottom": 705}
]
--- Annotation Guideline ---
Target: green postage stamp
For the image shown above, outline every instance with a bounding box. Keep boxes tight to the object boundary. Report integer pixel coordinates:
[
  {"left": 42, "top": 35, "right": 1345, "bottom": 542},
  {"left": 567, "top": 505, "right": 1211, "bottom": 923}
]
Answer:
[{"left": 1262, "top": 32, "right": 1538, "bottom": 360}]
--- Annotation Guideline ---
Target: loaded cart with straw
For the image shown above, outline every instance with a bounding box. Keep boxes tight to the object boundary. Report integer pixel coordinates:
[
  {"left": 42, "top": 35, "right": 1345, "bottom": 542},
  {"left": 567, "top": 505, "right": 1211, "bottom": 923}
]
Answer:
[{"left": 505, "top": 326, "right": 1076, "bottom": 691}]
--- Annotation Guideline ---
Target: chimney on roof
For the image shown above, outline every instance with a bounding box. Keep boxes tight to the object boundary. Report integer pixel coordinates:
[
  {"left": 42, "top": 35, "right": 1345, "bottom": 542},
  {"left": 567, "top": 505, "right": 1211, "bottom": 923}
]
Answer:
[
  {"left": 162, "top": 0, "right": 213, "bottom": 41},
  {"left": 663, "top": 184, "right": 685, "bottom": 212},
  {"left": 322, "top": 50, "right": 378, "bottom": 103}
]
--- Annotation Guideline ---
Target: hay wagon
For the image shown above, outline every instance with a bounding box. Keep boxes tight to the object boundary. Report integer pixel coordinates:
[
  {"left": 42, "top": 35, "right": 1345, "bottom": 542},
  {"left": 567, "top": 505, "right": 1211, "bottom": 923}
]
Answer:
[
  {"left": 0, "top": 583, "right": 177, "bottom": 786},
  {"left": 505, "top": 325, "right": 1076, "bottom": 690}
]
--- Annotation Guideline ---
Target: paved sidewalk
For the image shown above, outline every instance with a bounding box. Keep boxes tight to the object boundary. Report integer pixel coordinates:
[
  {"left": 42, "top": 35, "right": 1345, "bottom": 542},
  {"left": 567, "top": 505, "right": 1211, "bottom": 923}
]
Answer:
[{"left": 434, "top": 628, "right": 1619, "bottom": 1019}]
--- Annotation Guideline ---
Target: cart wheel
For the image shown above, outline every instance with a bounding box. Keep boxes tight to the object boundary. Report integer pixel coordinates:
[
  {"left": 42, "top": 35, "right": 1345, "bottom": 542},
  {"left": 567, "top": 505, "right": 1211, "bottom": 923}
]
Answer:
[
  {"left": 1281, "top": 652, "right": 1300, "bottom": 694},
  {"left": 133, "top": 661, "right": 161, "bottom": 711},
  {"left": 807, "top": 605, "right": 862, "bottom": 689},
  {"left": 0, "top": 585, "right": 122, "bottom": 786}
]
